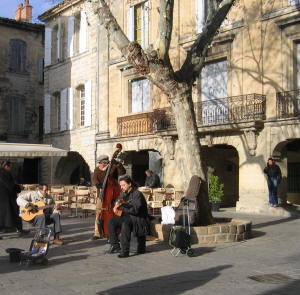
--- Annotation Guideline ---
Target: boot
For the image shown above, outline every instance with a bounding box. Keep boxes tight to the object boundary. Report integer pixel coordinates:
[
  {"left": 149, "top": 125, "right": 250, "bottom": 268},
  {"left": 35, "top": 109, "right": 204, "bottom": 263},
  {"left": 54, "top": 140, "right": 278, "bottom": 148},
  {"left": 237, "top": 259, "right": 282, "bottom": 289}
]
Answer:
[{"left": 53, "top": 234, "right": 64, "bottom": 245}]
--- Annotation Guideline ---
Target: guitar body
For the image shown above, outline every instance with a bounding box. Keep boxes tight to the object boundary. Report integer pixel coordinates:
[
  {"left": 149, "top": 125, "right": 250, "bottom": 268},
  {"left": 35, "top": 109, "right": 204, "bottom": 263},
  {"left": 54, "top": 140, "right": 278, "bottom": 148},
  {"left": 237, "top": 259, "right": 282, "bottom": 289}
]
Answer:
[
  {"left": 19, "top": 201, "right": 47, "bottom": 222},
  {"left": 115, "top": 200, "right": 126, "bottom": 217}
]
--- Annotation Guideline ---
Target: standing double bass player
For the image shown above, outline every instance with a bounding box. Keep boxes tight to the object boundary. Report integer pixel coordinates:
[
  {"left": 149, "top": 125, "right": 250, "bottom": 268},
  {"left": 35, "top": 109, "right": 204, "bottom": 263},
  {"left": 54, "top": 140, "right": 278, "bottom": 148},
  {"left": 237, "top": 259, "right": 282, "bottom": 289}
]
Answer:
[{"left": 91, "top": 144, "right": 126, "bottom": 240}]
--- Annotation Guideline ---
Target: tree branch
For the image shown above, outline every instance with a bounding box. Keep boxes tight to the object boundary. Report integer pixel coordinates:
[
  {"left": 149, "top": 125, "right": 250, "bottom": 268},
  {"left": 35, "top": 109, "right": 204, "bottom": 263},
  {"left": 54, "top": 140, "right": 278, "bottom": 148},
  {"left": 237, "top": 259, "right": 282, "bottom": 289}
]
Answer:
[
  {"left": 155, "top": 0, "right": 174, "bottom": 62},
  {"left": 92, "top": 0, "right": 130, "bottom": 55},
  {"left": 176, "top": 0, "right": 235, "bottom": 84}
]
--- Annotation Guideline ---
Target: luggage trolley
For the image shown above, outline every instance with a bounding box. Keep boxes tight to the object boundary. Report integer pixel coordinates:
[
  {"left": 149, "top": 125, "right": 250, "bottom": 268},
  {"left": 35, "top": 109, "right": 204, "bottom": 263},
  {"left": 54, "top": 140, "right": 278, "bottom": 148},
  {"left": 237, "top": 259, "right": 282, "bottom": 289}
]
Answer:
[
  {"left": 21, "top": 228, "right": 51, "bottom": 265},
  {"left": 169, "top": 198, "right": 194, "bottom": 257}
]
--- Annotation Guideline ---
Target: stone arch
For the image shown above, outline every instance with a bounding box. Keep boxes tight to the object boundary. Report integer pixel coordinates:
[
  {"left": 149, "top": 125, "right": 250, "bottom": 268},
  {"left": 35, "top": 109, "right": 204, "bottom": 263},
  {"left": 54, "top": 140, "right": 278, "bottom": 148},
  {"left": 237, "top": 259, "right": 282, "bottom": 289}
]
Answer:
[
  {"left": 202, "top": 144, "right": 239, "bottom": 206},
  {"left": 55, "top": 151, "right": 91, "bottom": 184},
  {"left": 272, "top": 138, "right": 300, "bottom": 205}
]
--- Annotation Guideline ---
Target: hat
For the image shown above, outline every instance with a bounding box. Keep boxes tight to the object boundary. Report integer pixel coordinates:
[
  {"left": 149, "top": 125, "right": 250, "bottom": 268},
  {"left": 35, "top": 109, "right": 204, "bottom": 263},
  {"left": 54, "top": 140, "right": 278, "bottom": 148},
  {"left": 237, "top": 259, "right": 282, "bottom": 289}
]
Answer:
[
  {"left": 268, "top": 157, "right": 274, "bottom": 161},
  {"left": 97, "top": 155, "right": 109, "bottom": 163}
]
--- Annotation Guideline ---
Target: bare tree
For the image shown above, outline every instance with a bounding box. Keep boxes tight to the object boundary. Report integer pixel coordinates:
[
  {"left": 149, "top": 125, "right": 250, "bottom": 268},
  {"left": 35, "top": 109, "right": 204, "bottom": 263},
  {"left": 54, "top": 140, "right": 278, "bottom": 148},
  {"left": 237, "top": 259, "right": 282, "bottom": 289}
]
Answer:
[{"left": 90, "top": 0, "right": 235, "bottom": 224}]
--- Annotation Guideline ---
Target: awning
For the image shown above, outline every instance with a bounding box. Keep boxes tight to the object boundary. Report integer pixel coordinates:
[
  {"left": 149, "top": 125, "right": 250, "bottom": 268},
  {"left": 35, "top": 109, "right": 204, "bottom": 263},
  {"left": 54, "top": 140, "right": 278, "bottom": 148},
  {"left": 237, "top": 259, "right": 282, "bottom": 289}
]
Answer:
[{"left": 0, "top": 143, "right": 68, "bottom": 158}]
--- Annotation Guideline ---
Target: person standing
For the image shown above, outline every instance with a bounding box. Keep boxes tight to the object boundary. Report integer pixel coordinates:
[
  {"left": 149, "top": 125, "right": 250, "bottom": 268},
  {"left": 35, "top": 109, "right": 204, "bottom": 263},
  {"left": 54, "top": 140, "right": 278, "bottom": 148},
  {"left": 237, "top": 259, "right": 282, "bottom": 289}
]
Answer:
[
  {"left": 144, "top": 170, "right": 161, "bottom": 188},
  {"left": 263, "top": 157, "right": 282, "bottom": 207},
  {"left": 0, "top": 160, "right": 19, "bottom": 239},
  {"left": 91, "top": 154, "right": 126, "bottom": 240},
  {"left": 17, "top": 184, "right": 64, "bottom": 245},
  {"left": 108, "top": 175, "right": 149, "bottom": 258}
]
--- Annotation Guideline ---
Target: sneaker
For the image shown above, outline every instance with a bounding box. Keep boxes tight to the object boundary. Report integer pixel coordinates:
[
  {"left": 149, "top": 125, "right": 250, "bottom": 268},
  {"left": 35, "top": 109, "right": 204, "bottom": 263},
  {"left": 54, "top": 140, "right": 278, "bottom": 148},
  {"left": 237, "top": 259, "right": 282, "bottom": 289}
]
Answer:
[{"left": 53, "top": 238, "right": 64, "bottom": 245}]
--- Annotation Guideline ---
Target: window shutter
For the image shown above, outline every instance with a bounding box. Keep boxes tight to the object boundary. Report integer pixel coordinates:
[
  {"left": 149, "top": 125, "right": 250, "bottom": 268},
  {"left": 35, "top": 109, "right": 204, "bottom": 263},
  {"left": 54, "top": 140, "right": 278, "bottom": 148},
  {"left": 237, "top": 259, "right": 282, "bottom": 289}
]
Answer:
[
  {"left": 60, "top": 88, "right": 68, "bottom": 131},
  {"left": 68, "top": 87, "right": 73, "bottom": 130},
  {"left": 79, "top": 11, "right": 87, "bottom": 53},
  {"left": 45, "top": 27, "right": 52, "bottom": 66},
  {"left": 44, "top": 94, "right": 51, "bottom": 133},
  {"left": 57, "top": 22, "right": 61, "bottom": 60},
  {"left": 142, "top": 1, "right": 149, "bottom": 48},
  {"left": 127, "top": 6, "right": 134, "bottom": 42},
  {"left": 38, "top": 58, "right": 44, "bottom": 83},
  {"left": 67, "top": 16, "right": 75, "bottom": 57},
  {"left": 84, "top": 81, "right": 92, "bottom": 127},
  {"left": 196, "top": 0, "right": 205, "bottom": 33}
]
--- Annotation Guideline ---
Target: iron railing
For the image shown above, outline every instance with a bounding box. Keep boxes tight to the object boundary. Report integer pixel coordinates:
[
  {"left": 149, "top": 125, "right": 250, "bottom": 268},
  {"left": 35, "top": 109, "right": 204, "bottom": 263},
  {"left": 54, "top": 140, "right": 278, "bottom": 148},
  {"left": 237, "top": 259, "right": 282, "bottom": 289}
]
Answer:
[
  {"left": 117, "top": 108, "right": 175, "bottom": 136},
  {"left": 195, "top": 94, "right": 266, "bottom": 126},
  {"left": 276, "top": 89, "right": 300, "bottom": 119}
]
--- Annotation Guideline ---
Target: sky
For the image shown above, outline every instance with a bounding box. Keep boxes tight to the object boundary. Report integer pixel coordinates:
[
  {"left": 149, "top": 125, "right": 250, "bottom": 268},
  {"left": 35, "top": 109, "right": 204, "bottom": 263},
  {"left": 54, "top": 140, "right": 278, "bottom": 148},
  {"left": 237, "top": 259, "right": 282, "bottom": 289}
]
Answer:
[{"left": 0, "top": 0, "right": 62, "bottom": 22}]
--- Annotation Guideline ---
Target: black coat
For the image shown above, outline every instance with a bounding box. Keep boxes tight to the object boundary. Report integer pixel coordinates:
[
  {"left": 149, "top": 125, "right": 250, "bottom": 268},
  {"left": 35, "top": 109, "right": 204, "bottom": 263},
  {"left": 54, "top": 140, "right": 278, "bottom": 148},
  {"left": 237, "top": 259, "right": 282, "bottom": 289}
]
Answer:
[
  {"left": 118, "top": 187, "right": 149, "bottom": 237},
  {"left": 263, "top": 164, "right": 282, "bottom": 179},
  {"left": 0, "top": 168, "right": 18, "bottom": 229}
]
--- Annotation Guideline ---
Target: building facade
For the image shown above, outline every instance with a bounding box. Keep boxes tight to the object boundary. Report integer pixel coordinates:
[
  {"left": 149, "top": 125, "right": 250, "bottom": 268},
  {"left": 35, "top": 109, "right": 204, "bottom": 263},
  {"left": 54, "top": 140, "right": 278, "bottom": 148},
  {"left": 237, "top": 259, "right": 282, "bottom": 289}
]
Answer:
[
  {"left": 0, "top": 12, "right": 44, "bottom": 182},
  {"left": 40, "top": 0, "right": 300, "bottom": 214}
]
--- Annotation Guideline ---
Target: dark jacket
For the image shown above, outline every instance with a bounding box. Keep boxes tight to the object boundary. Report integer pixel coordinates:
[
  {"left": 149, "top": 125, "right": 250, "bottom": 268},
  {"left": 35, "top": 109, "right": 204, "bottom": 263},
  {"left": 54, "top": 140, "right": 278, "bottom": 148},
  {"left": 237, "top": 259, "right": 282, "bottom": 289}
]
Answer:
[
  {"left": 118, "top": 187, "right": 149, "bottom": 237},
  {"left": 263, "top": 164, "right": 282, "bottom": 179},
  {"left": 145, "top": 173, "right": 160, "bottom": 188},
  {"left": 0, "top": 168, "right": 19, "bottom": 228}
]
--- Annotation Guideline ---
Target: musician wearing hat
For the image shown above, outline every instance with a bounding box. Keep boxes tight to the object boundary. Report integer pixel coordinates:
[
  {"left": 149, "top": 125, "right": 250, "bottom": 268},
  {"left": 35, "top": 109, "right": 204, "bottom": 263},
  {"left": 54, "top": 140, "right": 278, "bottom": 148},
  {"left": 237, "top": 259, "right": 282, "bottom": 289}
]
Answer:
[
  {"left": 91, "top": 153, "right": 126, "bottom": 240},
  {"left": 263, "top": 157, "right": 282, "bottom": 207}
]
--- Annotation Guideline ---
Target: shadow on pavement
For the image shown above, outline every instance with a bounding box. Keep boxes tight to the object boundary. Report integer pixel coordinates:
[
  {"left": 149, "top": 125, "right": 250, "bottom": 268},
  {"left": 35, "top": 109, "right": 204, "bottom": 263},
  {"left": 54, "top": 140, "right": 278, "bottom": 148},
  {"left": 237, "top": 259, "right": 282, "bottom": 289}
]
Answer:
[{"left": 97, "top": 265, "right": 232, "bottom": 295}]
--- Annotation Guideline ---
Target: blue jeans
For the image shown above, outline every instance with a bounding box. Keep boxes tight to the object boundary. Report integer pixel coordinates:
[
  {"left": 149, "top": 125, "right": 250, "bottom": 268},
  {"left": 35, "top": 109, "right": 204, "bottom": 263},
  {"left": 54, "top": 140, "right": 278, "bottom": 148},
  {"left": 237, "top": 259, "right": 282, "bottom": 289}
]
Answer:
[{"left": 267, "top": 177, "right": 280, "bottom": 206}]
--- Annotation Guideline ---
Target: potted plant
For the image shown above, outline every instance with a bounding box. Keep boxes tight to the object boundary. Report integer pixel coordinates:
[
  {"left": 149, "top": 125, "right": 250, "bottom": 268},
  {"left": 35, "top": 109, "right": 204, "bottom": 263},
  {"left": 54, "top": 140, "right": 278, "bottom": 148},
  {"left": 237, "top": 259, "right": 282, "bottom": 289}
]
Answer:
[{"left": 208, "top": 175, "right": 224, "bottom": 212}]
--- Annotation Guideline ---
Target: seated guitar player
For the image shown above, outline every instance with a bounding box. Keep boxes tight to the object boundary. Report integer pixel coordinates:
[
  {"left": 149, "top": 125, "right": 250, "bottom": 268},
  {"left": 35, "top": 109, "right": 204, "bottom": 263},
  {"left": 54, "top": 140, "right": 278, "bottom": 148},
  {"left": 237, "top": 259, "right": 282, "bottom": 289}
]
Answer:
[
  {"left": 17, "top": 184, "right": 64, "bottom": 245},
  {"left": 108, "top": 175, "right": 149, "bottom": 258}
]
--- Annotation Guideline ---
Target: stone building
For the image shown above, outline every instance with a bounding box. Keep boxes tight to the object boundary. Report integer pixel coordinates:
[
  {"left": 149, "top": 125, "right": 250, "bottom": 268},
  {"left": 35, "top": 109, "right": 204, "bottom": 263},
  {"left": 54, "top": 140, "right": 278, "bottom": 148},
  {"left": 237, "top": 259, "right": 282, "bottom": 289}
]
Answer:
[
  {"left": 0, "top": 1, "right": 44, "bottom": 183},
  {"left": 40, "top": 0, "right": 300, "bottom": 214}
]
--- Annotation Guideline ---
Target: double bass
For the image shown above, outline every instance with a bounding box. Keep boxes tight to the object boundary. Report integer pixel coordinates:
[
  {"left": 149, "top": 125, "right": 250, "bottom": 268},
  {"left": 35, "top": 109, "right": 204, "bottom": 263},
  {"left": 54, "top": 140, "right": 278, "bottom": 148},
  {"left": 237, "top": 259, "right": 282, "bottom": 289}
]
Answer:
[{"left": 97, "top": 143, "right": 123, "bottom": 238}]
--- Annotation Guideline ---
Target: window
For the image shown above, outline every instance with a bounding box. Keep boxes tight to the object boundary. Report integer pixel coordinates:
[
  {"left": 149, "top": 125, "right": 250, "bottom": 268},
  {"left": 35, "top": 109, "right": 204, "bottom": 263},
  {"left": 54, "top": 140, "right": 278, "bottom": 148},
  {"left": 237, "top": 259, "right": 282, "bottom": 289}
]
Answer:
[
  {"left": 196, "top": 0, "right": 208, "bottom": 33},
  {"left": 295, "top": 42, "right": 300, "bottom": 90},
  {"left": 51, "top": 92, "right": 61, "bottom": 131},
  {"left": 9, "top": 39, "right": 27, "bottom": 73},
  {"left": 75, "top": 81, "right": 91, "bottom": 128},
  {"left": 79, "top": 86, "right": 85, "bottom": 126},
  {"left": 8, "top": 96, "right": 25, "bottom": 134},
  {"left": 289, "top": 0, "right": 300, "bottom": 6},
  {"left": 74, "top": 11, "right": 87, "bottom": 54},
  {"left": 51, "top": 21, "right": 65, "bottom": 63},
  {"left": 128, "top": 1, "right": 149, "bottom": 48},
  {"left": 130, "top": 78, "right": 151, "bottom": 113},
  {"left": 201, "top": 59, "right": 228, "bottom": 124}
]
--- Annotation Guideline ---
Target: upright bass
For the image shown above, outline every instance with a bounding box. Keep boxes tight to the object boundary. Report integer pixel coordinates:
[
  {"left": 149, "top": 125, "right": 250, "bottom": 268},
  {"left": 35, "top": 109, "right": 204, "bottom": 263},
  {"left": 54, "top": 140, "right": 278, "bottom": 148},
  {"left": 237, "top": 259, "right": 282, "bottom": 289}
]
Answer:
[{"left": 97, "top": 143, "right": 123, "bottom": 238}]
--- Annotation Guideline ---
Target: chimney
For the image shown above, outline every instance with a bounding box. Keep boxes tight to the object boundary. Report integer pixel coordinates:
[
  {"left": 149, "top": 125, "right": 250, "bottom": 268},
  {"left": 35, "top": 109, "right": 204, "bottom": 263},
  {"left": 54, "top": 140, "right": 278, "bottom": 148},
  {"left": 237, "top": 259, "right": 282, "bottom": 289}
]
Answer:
[
  {"left": 15, "top": 3, "right": 23, "bottom": 21},
  {"left": 15, "top": 0, "right": 33, "bottom": 22}
]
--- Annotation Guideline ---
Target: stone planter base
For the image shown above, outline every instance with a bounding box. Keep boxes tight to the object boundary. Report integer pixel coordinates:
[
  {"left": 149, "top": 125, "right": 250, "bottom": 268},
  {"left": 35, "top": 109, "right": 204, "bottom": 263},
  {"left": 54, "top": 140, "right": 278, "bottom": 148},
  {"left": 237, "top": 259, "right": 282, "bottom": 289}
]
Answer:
[{"left": 151, "top": 218, "right": 252, "bottom": 245}]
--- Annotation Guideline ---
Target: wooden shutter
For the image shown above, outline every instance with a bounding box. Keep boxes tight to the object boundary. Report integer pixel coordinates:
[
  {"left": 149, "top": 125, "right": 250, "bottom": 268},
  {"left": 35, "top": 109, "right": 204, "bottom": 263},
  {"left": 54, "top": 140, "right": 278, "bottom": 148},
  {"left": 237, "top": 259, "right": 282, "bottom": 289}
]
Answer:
[
  {"left": 60, "top": 88, "right": 68, "bottom": 131},
  {"left": 79, "top": 11, "right": 87, "bottom": 53},
  {"left": 44, "top": 94, "right": 51, "bottom": 133},
  {"left": 68, "top": 87, "right": 73, "bottom": 130},
  {"left": 128, "top": 6, "right": 134, "bottom": 42},
  {"left": 57, "top": 21, "right": 61, "bottom": 60},
  {"left": 67, "top": 16, "right": 75, "bottom": 57},
  {"left": 45, "top": 27, "right": 52, "bottom": 66},
  {"left": 84, "top": 81, "right": 92, "bottom": 126}
]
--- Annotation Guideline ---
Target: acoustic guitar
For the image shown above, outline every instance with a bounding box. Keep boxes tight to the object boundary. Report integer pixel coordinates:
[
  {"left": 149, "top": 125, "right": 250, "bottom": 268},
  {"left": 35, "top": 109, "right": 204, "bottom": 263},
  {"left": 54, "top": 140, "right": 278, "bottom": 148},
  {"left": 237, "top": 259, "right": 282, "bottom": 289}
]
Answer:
[
  {"left": 19, "top": 201, "right": 68, "bottom": 222},
  {"left": 114, "top": 200, "right": 126, "bottom": 217}
]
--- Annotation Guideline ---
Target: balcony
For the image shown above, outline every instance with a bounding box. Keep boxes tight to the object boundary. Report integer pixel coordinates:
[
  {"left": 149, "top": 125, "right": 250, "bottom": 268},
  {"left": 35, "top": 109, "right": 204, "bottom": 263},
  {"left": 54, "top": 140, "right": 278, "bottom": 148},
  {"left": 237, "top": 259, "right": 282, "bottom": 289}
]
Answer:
[
  {"left": 117, "top": 94, "right": 266, "bottom": 137},
  {"left": 117, "top": 108, "right": 175, "bottom": 137},
  {"left": 277, "top": 89, "right": 300, "bottom": 119},
  {"left": 195, "top": 94, "right": 266, "bottom": 126}
]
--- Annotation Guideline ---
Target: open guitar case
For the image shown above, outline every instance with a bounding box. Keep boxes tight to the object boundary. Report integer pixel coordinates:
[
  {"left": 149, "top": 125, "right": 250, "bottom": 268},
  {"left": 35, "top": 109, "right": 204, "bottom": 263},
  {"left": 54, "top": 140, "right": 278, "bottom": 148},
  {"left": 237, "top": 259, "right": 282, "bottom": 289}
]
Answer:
[{"left": 20, "top": 227, "right": 51, "bottom": 265}]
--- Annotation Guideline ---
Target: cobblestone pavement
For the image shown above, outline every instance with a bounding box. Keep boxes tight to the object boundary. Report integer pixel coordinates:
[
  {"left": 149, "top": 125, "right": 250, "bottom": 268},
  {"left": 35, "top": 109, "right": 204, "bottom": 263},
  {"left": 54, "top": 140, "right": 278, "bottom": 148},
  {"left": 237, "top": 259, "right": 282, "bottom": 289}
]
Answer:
[{"left": 1, "top": 209, "right": 300, "bottom": 295}]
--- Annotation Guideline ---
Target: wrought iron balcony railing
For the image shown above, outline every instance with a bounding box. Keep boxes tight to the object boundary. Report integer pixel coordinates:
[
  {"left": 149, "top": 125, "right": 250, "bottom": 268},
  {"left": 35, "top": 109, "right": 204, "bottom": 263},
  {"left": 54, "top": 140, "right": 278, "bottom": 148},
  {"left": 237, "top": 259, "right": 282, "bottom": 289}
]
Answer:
[
  {"left": 194, "top": 94, "right": 266, "bottom": 126},
  {"left": 277, "top": 89, "right": 300, "bottom": 119},
  {"left": 117, "top": 108, "right": 175, "bottom": 136},
  {"left": 117, "top": 94, "right": 266, "bottom": 136}
]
